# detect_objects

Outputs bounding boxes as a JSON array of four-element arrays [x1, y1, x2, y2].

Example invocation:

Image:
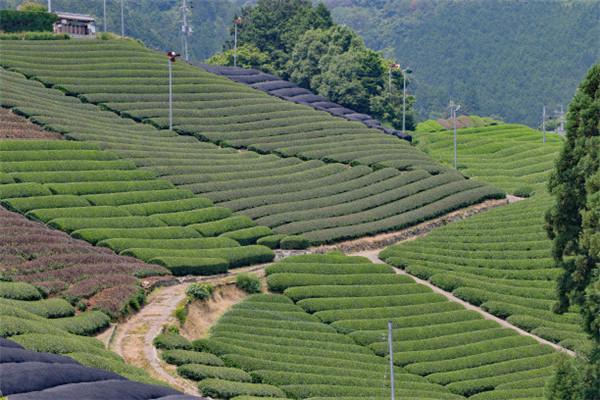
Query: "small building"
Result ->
[[53, 12, 96, 37]]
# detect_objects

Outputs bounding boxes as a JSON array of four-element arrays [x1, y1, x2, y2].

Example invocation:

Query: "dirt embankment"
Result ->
[[314, 198, 508, 253], [181, 284, 247, 341]]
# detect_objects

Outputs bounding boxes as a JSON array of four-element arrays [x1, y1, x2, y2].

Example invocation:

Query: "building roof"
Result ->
[[54, 12, 96, 22]]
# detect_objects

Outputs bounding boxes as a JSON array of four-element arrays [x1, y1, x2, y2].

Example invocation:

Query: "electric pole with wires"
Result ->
[[180, 0, 193, 61]]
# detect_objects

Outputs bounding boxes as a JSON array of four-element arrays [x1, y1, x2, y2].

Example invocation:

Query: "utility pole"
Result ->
[[167, 51, 181, 130], [388, 321, 395, 400], [401, 67, 412, 137], [542, 105, 546, 144], [449, 101, 461, 169], [103, 0, 107, 32], [180, 0, 192, 61], [559, 104, 564, 134], [233, 17, 242, 67], [120, 0, 125, 37], [47, 0, 51, 12]]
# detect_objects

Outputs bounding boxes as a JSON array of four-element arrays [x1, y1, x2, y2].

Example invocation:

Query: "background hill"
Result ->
[[325, 0, 600, 126], [2, 0, 597, 127]]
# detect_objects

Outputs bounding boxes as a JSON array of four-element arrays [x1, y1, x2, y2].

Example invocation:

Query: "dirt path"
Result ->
[[314, 198, 508, 253], [107, 264, 270, 395], [353, 249, 575, 356], [110, 283, 200, 395]]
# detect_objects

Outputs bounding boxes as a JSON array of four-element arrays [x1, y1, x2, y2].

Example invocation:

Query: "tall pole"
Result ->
[[181, 0, 190, 61], [234, 22, 238, 67], [559, 104, 564, 134], [388, 67, 392, 96], [388, 321, 395, 400], [120, 0, 125, 37], [103, 0, 107, 32], [542, 105, 546, 144], [402, 72, 407, 136], [169, 58, 173, 130], [449, 101, 460, 169], [47, 0, 51, 12]]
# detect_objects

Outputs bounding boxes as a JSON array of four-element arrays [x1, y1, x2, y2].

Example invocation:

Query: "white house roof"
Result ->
[[55, 12, 95, 22]]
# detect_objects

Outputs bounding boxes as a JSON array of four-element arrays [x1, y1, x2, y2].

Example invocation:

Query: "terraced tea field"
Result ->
[[0, 206, 171, 317], [380, 194, 588, 351], [0, 139, 275, 274], [0, 40, 441, 173], [167, 254, 558, 399], [0, 61, 503, 244], [0, 244, 158, 384], [413, 124, 563, 193]]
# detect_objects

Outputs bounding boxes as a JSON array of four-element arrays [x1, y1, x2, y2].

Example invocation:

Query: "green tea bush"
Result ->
[[48, 216, 166, 232], [152, 257, 228, 276], [236, 273, 261, 294], [177, 364, 251, 382], [72, 226, 200, 244], [280, 235, 310, 249], [154, 207, 232, 226], [221, 226, 273, 245], [121, 197, 213, 216], [190, 215, 256, 237], [198, 378, 285, 399], [2, 194, 90, 212], [27, 206, 131, 222], [98, 237, 239, 253], [256, 234, 286, 249], [0, 281, 42, 300], [153, 331, 192, 350], [0, 182, 51, 198], [161, 349, 224, 366], [0, 298, 74, 318], [186, 283, 214, 301], [52, 311, 111, 335], [84, 188, 194, 206]]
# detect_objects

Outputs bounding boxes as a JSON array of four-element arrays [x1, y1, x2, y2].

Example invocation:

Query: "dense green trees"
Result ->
[[327, 0, 600, 127], [546, 63, 599, 399], [210, 1, 415, 130]]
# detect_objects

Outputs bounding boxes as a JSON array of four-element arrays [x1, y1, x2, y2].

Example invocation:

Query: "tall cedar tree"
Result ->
[[546, 63, 599, 399]]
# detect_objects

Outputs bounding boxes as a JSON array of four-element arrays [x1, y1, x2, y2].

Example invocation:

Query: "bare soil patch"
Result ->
[[0, 108, 63, 139]]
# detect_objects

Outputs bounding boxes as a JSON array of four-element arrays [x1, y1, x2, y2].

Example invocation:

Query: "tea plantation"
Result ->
[[0, 52, 504, 244], [165, 254, 559, 399], [0, 138, 275, 274], [380, 194, 589, 352], [413, 124, 563, 194]]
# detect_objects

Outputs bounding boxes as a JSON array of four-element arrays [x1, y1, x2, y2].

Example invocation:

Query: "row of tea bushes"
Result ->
[[264, 254, 558, 398], [380, 194, 588, 351], [157, 295, 463, 400], [0, 42, 504, 243], [0, 139, 276, 274]]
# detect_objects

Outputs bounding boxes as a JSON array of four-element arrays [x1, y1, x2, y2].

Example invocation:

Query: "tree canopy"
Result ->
[[212, 0, 415, 130], [546, 63, 599, 399]]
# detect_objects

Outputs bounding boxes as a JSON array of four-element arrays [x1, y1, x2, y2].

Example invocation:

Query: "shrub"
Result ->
[[221, 226, 273, 245], [0, 10, 58, 33], [1, 194, 90, 213], [513, 186, 534, 197], [121, 197, 213, 216], [27, 206, 131, 222], [0, 298, 74, 318], [52, 311, 111, 335], [190, 215, 256, 237], [0, 281, 42, 300], [256, 234, 286, 249], [186, 283, 214, 301], [236, 273, 261, 294], [98, 237, 239, 253], [177, 364, 251, 382], [161, 349, 224, 367], [0, 182, 51, 199], [72, 226, 200, 244], [150, 257, 228, 276], [280, 235, 310, 250], [198, 378, 285, 399], [154, 207, 232, 226], [153, 332, 192, 350]]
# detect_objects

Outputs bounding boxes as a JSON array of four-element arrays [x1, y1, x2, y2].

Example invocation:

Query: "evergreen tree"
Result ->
[[546, 63, 600, 399]]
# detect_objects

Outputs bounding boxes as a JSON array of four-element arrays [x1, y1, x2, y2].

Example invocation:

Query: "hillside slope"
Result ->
[[327, 0, 600, 126], [413, 124, 563, 194], [0, 39, 504, 244]]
